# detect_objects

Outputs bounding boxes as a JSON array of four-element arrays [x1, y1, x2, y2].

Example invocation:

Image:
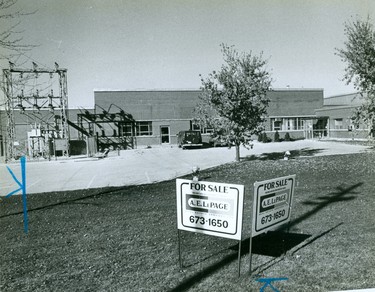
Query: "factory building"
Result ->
[[91, 88, 324, 147], [0, 88, 370, 162], [315, 93, 369, 139]]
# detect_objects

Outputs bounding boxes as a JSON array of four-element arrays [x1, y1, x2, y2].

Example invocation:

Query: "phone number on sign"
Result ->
[[189, 215, 229, 228], [261, 209, 286, 224]]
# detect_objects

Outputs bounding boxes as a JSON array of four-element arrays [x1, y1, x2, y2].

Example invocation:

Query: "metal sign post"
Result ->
[[178, 230, 183, 270], [249, 228, 253, 274], [237, 239, 242, 277]]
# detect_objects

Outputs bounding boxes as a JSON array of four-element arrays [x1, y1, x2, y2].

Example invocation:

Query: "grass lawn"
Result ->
[[1, 151, 375, 291]]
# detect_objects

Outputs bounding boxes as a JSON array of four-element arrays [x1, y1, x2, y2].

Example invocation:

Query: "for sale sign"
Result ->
[[252, 175, 296, 237], [176, 179, 244, 240]]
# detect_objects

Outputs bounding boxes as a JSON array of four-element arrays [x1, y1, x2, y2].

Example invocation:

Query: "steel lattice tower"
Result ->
[[3, 62, 69, 161]]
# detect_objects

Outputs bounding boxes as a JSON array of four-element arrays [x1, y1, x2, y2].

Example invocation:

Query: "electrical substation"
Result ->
[[2, 62, 69, 161], [1, 62, 137, 162]]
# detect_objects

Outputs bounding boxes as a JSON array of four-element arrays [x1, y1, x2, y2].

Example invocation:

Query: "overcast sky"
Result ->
[[4, 0, 375, 108]]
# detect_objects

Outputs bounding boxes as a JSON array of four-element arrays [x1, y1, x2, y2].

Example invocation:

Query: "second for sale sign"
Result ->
[[252, 175, 296, 237]]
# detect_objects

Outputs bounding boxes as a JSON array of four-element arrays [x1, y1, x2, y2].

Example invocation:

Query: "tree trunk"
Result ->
[[235, 145, 240, 162]]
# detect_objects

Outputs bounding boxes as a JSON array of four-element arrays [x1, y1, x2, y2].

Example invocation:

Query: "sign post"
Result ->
[[249, 175, 296, 273], [176, 179, 244, 275]]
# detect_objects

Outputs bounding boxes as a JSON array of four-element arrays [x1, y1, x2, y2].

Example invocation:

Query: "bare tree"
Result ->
[[0, 0, 36, 159], [0, 0, 35, 60]]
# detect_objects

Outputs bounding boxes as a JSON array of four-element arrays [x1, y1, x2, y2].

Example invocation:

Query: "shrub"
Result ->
[[284, 132, 291, 141], [274, 131, 280, 142], [263, 133, 271, 143]]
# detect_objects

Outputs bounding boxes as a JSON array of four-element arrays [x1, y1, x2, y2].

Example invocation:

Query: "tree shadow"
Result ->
[[170, 182, 363, 291], [242, 148, 324, 161]]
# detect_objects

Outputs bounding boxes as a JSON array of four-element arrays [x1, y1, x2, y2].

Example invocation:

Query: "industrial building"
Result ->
[[0, 77, 370, 163], [92, 88, 325, 147], [315, 93, 369, 139], [90, 89, 371, 145]]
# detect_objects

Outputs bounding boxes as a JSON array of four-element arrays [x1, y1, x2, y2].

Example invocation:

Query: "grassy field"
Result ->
[[1, 149, 375, 291]]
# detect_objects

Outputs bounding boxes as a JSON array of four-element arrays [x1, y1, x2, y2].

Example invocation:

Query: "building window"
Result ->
[[136, 121, 152, 136], [297, 119, 305, 130], [286, 118, 297, 130], [334, 119, 343, 129], [271, 118, 306, 131], [119, 123, 133, 136], [272, 119, 282, 131], [191, 121, 213, 134]]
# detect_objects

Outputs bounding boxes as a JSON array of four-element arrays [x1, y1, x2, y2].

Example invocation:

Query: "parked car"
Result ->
[[209, 135, 253, 148], [177, 130, 203, 149], [209, 136, 230, 147]]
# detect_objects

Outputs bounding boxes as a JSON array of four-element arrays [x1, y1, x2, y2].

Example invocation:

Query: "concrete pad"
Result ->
[[0, 140, 372, 195]]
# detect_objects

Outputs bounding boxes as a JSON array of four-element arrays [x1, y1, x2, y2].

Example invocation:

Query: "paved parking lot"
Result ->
[[0, 140, 371, 195]]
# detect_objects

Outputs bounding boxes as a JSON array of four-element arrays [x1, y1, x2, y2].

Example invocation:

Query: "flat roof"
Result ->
[[93, 88, 201, 92], [93, 87, 324, 92]]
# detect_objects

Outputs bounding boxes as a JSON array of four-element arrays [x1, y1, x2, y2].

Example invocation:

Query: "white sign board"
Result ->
[[252, 175, 296, 237], [176, 179, 244, 240]]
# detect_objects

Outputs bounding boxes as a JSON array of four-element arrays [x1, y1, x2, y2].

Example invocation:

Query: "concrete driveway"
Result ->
[[0, 140, 371, 195]]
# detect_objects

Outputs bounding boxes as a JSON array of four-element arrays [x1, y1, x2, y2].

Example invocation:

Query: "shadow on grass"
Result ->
[[289, 182, 362, 228], [180, 231, 310, 270], [170, 182, 363, 291], [253, 222, 343, 276], [229, 231, 311, 258], [173, 232, 310, 292], [1, 178, 178, 219], [0, 185, 133, 219], [242, 148, 324, 161], [172, 251, 239, 292]]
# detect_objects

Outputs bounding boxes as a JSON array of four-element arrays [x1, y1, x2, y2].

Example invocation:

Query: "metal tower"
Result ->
[[2, 62, 69, 161]]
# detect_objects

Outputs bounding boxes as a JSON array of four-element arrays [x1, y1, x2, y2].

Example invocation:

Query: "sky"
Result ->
[[3, 0, 375, 108]]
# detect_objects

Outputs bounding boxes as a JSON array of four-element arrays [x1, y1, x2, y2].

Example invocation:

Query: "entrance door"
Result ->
[[160, 126, 170, 144]]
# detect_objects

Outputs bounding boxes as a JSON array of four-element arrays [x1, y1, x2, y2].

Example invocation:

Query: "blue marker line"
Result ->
[[256, 277, 288, 292], [5, 165, 23, 197], [5, 156, 28, 234]]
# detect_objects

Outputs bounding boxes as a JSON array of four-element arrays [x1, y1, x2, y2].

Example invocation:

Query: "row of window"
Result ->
[[272, 118, 357, 131], [103, 121, 213, 137], [191, 122, 213, 134], [271, 118, 307, 131], [333, 118, 357, 130], [119, 122, 153, 136], [119, 121, 214, 136], [98, 118, 352, 137]]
